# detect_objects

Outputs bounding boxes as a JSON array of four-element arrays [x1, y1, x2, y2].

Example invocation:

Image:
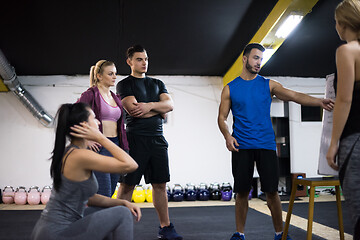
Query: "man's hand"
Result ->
[[321, 98, 335, 111], [129, 102, 152, 117], [225, 136, 239, 152]]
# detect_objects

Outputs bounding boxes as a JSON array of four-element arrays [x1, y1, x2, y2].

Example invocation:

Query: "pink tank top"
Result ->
[[100, 94, 121, 122]]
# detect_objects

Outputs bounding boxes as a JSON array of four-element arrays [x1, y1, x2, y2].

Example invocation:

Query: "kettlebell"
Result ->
[[2, 186, 15, 204], [41, 186, 52, 205], [172, 184, 184, 202], [184, 183, 196, 201], [209, 182, 222, 200], [27, 186, 41, 205], [221, 182, 233, 201], [14, 186, 27, 205], [248, 188, 253, 200], [196, 183, 210, 201], [132, 185, 145, 203], [112, 182, 120, 199], [166, 184, 172, 201], [145, 185, 153, 203]]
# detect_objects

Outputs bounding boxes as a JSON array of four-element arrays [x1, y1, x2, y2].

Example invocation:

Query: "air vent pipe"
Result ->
[[0, 49, 54, 127]]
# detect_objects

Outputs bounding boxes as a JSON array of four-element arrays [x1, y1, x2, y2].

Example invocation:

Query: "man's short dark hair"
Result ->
[[127, 44, 146, 59], [243, 43, 265, 56]]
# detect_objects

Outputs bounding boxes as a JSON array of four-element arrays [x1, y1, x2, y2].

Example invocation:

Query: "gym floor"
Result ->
[[0, 194, 352, 239]]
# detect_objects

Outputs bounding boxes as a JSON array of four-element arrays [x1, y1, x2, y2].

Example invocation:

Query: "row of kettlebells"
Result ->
[[111, 182, 235, 204], [112, 182, 233, 203], [167, 182, 233, 202], [1, 186, 52, 205], [111, 184, 153, 203]]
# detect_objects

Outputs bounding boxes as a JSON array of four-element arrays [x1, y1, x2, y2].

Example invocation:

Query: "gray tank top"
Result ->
[[41, 146, 98, 225]]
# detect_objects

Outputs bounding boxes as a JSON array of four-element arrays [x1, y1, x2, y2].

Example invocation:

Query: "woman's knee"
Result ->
[[112, 206, 133, 220]]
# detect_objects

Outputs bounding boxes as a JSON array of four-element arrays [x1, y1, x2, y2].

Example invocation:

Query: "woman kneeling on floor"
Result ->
[[31, 102, 141, 240]]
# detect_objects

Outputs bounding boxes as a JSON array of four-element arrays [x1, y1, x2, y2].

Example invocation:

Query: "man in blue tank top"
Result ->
[[217, 43, 334, 240]]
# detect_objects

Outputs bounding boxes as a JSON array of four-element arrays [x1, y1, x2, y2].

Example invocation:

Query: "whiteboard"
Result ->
[[318, 73, 338, 176]]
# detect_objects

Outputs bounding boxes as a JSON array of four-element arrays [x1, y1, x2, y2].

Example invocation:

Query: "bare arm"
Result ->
[[87, 194, 141, 221], [70, 122, 138, 174], [121, 93, 174, 118], [326, 44, 355, 170], [270, 80, 334, 111], [217, 85, 239, 152]]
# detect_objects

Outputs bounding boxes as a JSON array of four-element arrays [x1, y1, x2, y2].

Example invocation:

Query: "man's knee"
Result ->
[[120, 183, 135, 194], [235, 191, 250, 200], [265, 191, 278, 199], [152, 183, 166, 192]]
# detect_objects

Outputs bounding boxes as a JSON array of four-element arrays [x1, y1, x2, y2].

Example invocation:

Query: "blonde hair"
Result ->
[[335, 0, 360, 41], [89, 60, 115, 87]]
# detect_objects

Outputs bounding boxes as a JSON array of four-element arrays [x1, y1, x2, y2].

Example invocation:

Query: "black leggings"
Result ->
[[31, 206, 133, 240]]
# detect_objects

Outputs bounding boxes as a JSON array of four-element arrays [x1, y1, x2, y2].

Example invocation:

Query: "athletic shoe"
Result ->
[[158, 223, 183, 240], [230, 232, 245, 240], [274, 232, 292, 240]]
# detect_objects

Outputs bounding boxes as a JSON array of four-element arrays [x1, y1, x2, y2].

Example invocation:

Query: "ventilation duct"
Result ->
[[0, 49, 54, 127]]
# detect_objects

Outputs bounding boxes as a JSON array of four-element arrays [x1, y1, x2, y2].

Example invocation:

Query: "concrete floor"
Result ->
[[0, 194, 352, 239]]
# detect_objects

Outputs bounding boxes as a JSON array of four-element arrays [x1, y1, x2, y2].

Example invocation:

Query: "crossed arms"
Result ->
[[121, 93, 174, 118]]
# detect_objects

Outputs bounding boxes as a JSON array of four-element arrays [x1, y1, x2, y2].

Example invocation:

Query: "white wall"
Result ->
[[288, 102, 323, 177], [0, 75, 328, 191], [271, 76, 326, 178], [0, 75, 232, 191]]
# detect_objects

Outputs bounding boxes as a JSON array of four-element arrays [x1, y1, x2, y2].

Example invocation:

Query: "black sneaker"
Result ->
[[158, 223, 183, 240]]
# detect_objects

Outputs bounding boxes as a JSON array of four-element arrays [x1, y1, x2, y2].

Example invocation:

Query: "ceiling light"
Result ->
[[275, 14, 303, 39], [262, 48, 276, 66]]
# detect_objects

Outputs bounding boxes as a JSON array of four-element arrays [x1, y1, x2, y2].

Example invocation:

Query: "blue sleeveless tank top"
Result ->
[[228, 75, 276, 150], [41, 146, 98, 225]]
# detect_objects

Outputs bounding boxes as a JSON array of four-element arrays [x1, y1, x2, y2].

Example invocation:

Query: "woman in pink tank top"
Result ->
[[78, 60, 129, 198]]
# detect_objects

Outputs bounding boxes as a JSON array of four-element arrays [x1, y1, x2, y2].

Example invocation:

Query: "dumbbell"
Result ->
[[2, 186, 15, 204], [15, 186, 27, 205], [221, 182, 233, 201], [41, 186, 52, 205], [172, 184, 184, 202], [132, 185, 145, 203], [184, 183, 196, 201], [196, 183, 210, 201], [28, 186, 41, 205], [209, 182, 222, 200]]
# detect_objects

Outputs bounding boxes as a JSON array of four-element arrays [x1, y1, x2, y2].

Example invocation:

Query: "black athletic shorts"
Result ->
[[121, 133, 170, 185], [232, 149, 279, 193]]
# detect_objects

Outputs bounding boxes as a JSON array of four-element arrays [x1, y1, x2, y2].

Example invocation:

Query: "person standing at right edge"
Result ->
[[218, 43, 334, 240], [327, 1, 360, 239], [116, 45, 182, 240]]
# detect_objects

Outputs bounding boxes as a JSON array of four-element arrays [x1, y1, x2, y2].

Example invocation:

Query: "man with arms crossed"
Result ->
[[217, 43, 334, 240], [116, 45, 182, 240]]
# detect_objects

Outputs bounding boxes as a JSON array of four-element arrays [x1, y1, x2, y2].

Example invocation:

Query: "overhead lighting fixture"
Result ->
[[275, 14, 303, 39], [262, 48, 276, 66], [224, 0, 319, 85]]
